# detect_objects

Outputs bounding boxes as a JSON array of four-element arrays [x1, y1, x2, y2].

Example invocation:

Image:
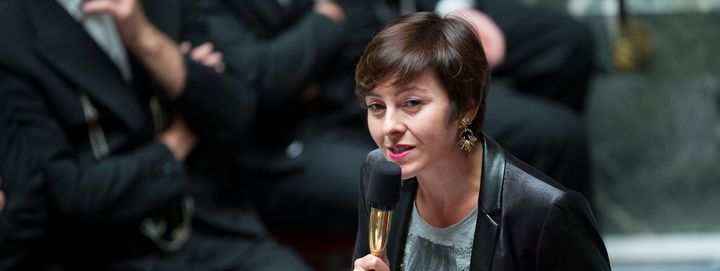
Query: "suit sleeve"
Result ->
[[173, 57, 257, 146], [535, 191, 611, 270], [199, 1, 345, 111], [167, 1, 257, 146], [0, 92, 48, 270], [0, 72, 188, 224]]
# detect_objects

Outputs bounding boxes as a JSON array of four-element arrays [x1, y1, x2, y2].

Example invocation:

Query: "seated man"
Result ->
[[0, 0, 309, 269]]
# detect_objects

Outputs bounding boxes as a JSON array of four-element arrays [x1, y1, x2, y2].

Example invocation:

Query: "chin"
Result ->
[[398, 165, 418, 180]]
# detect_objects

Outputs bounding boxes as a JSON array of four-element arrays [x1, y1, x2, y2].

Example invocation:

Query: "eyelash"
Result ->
[[367, 103, 385, 112], [366, 98, 423, 112], [405, 99, 422, 108]]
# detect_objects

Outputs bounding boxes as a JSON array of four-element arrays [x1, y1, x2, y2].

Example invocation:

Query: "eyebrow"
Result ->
[[366, 85, 428, 98]]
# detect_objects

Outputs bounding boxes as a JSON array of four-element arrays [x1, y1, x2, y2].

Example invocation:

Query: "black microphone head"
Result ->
[[367, 161, 402, 210]]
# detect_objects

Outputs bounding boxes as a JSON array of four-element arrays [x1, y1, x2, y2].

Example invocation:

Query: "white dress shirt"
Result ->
[[56, 0, 132, 82]]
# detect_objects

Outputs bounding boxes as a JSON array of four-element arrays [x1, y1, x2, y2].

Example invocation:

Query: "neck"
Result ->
[[415, 144, 483, 228]]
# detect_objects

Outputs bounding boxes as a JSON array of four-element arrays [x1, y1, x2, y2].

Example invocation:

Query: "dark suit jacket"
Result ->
[[353, 136, 610, 270], [0, 0, 261, 268], [200, 0, 345, 108], [0, 91, 48, 270], [199, 0, 374, 173]]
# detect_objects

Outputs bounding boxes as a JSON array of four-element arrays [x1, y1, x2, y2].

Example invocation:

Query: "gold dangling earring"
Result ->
[[457, 117, 477, 152]]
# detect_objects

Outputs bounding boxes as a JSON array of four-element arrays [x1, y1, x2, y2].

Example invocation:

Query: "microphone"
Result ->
[[367, 161, 401, 257]]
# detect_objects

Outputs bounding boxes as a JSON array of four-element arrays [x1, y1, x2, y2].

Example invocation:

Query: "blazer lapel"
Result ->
[[469, 135, 506, 271], [386, 179, 417, 271], [26, 0, 146, 136]]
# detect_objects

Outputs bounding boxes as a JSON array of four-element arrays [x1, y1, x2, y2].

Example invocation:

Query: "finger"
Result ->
[[179, 41, 191, 54], [202, 52, 225, 72], [214, 62, 226, 73], [354, 255, 390, 271], [190, 43, 214, 61], [212, 51, 224, 64], [201, 52, 223, 67], [353, 259, 367, 271]]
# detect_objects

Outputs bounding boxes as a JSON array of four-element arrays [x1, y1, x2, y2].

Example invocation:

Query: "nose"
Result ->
[[382, 108, 405, 138]]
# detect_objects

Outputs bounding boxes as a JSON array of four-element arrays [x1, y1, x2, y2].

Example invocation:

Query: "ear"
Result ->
[[462, 102, 479, 122]]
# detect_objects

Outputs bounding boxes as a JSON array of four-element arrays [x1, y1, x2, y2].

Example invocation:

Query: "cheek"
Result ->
[[420, 120, 456, 149], [367, 117, 384, 148]]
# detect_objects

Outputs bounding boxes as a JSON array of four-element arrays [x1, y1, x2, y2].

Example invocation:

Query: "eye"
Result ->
[[405, 99, 423, 109], [367, 103, 385, 112]]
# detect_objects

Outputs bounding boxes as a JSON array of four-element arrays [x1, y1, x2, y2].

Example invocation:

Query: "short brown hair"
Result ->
[[355, 12, 490, 134]]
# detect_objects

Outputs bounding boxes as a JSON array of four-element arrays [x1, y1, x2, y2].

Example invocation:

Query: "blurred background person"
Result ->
[[0, 0, 310, 269]]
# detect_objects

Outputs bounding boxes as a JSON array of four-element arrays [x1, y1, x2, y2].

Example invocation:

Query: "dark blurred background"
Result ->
[[526, 0, 720, 269]]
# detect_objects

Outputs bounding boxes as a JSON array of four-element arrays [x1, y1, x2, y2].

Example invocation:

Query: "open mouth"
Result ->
[[389, 145, 414, 154]]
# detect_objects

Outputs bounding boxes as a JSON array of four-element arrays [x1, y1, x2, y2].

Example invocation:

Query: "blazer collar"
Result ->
[[25, 0, 146, 136], [469, 135, 505, 271], [387, 134, 505, 271]]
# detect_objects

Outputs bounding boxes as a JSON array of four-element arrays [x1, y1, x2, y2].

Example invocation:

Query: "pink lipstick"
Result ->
[[388, 145, 414, 161]]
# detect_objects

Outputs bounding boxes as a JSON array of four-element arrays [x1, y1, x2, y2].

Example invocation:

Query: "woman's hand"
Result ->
[[353, 253, 390, 271]]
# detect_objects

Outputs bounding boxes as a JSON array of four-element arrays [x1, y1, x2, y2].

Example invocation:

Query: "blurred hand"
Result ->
[[158, 115, 197, 161], [451, 9, 506, 68], [180, 42, 226, 73], [353, 253, 390, 271], [314, 0, 345, 23], [83, 0, 152, 49]]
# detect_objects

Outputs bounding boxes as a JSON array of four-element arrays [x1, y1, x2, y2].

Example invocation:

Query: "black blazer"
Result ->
[[0, 91, 48, 270], [0, 0, 261, 267], [353, 136, 611, 270]]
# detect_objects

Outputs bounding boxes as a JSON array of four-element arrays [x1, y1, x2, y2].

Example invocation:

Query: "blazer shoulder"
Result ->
[[504, 154, 570, 200], [500, 155, 574, 223]]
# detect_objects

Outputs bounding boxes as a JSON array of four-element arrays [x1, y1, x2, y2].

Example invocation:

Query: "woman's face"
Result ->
[[365, 71, 460, 180]]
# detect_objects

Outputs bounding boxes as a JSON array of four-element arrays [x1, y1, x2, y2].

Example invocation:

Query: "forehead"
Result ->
[[368, 71, 445, 97]]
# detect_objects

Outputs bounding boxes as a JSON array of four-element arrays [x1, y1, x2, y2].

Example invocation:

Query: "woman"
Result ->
[[352, 12, 610, 271]]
